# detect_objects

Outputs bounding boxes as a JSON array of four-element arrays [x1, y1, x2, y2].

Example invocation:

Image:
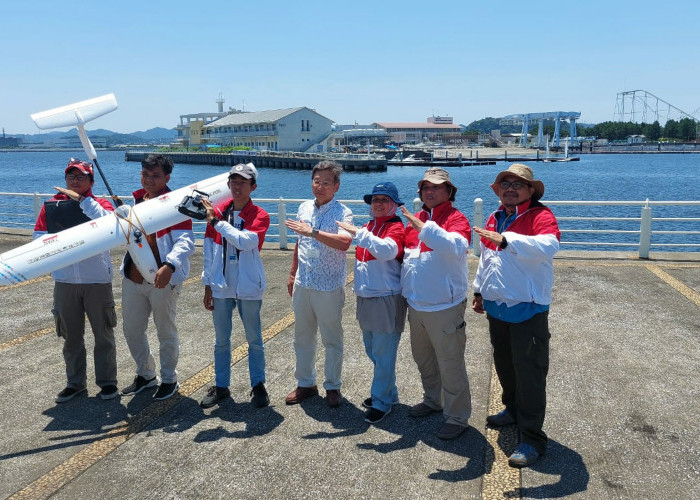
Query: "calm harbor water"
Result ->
[[1, 150, 698, 250]]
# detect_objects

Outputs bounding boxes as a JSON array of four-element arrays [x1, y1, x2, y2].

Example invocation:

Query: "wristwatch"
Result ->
[[209, 217, 220, 228], [311, 228, 319, 239], [164, 262, 176, 272]]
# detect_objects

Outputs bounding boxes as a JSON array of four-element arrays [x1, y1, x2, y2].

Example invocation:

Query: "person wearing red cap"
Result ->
[[33, 158, 119, 403]]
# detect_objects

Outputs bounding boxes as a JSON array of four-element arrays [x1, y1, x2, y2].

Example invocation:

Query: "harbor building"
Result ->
[[373, 120, 462, 145], [202, 107, 333, 152], [175, 93, 245, 147]]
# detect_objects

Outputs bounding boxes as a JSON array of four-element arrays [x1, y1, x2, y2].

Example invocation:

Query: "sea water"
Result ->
[[0, 150, 698, 250]]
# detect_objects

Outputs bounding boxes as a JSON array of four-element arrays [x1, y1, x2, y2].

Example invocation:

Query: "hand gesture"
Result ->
[[336, 220, 359, 235], [400, 205, 424, 231]]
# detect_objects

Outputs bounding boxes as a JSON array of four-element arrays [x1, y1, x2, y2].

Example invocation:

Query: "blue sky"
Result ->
[[2, 0, 698, 134]]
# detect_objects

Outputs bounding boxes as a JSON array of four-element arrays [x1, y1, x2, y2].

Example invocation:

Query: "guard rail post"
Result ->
[[639, 199, 652, 259], [413, 197, 421, 212], [278, 198, 288, 249], [473, 198, 484, 257], [33, 193, 43, 219]]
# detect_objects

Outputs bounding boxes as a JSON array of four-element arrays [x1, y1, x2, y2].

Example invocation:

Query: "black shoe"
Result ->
[[153, 382, 179, 401], [98, 385, 120, 400], [250, 382, 269, 408], [363, 397, 400, 409], [486, 409, 517, 427], [200, 386, 230, 408], [364, 407, 391, 424], [55, 386, 87, 403], [121, 375, 159, 395]]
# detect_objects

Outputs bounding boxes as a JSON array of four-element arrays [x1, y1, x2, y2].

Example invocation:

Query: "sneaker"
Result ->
[[98, 385, 120, 400], [508, 443, 540, 468], [436, 422, 469, 440], [408, 402, 441, 418], [55, 386, 87, 403], [121, 375, 159, 395], [250, 382, 269, 408], [200, 386, 231, 408], [153, 382, 179, 401], [362, 397, 400, 409], [486, 409, 517, 427], [364, 406, 391, 424]]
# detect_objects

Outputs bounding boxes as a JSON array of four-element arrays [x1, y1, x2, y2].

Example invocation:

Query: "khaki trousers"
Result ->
[[52, 282, 117, 389], [408, 300, 472, 426]]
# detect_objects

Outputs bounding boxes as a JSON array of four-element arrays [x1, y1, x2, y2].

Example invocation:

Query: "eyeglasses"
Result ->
[[500, 181, 529, 190], [65, 174, 89, 182], [312, 179, 335, 188]]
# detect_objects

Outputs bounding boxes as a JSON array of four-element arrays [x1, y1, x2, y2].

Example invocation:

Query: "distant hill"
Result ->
[[16, 127, 177, 145], [131, 127, 177, 141]]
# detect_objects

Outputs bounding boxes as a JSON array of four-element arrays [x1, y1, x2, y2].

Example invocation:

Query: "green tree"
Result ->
[[678, 118, 697, 141], [663, 119, 679, 139]]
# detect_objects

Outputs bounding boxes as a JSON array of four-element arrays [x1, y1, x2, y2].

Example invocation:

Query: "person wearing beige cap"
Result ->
[[472, 163, 560, 468], [400, 167, 473, 440]]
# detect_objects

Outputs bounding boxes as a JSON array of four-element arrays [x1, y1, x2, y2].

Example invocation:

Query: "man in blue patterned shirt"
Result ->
[[284, 161, 353, 408]]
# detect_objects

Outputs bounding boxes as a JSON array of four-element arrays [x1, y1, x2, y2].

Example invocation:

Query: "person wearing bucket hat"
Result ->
[[34, 158, 119, 403], [399, 168, 473, 440], [284, 161, 354, 408], [199, 163, 271, 409], [472, 163, 560, 468], [337, 182, 406, 424]]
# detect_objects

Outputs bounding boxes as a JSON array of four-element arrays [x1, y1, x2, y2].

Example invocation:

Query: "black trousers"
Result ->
[[488, 311, 550, 454]]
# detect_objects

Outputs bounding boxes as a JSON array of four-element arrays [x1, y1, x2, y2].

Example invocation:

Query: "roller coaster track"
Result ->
[[614, 90, 698, 124]]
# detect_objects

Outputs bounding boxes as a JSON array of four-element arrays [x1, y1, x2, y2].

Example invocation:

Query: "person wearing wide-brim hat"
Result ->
[[338, 182, 407, 424], [399, 167, 473, 441], [472, 163, 561, 468]]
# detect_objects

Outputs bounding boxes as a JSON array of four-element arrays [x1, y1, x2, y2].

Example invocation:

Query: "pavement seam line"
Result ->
[[9, 309, 297, 500], [8, 272, 352, 498], [481, 364, 521, 499], [0, 275, 51, 292], [0, 276, 201, 354], [644, 264, 700, 308]]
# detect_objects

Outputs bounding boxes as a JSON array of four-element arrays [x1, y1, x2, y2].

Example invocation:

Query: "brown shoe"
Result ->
[[285, 386, 318, 405], [326, 389, 342, 408]]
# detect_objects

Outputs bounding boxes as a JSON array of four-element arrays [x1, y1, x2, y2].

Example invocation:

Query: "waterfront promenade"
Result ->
[[0, 229, 698, 499]]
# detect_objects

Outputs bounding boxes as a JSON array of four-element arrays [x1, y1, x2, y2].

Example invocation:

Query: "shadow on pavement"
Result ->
[[356, 405, 493, 482], [508, 439, 590, 499]]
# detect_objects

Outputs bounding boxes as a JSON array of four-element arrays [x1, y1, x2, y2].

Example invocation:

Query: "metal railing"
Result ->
[[2, 192, 699, 258], [471, 198, 700, 258]]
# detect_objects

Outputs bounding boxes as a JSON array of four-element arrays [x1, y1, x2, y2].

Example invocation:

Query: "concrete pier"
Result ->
[[0, 229, 698, 499], [125, 151, 388, 172]]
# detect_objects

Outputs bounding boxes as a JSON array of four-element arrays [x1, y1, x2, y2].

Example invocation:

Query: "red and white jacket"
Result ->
[[401, 201, 471, 312], [473, 199, 560, 306], [33, 191, 114, 284], [202, 199, 270, 300], [353, 215, 405, 298], [92, 187, 195, 285]]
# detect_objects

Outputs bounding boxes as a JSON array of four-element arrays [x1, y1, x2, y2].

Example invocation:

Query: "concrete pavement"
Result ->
[[0, 230, 698, 499]]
